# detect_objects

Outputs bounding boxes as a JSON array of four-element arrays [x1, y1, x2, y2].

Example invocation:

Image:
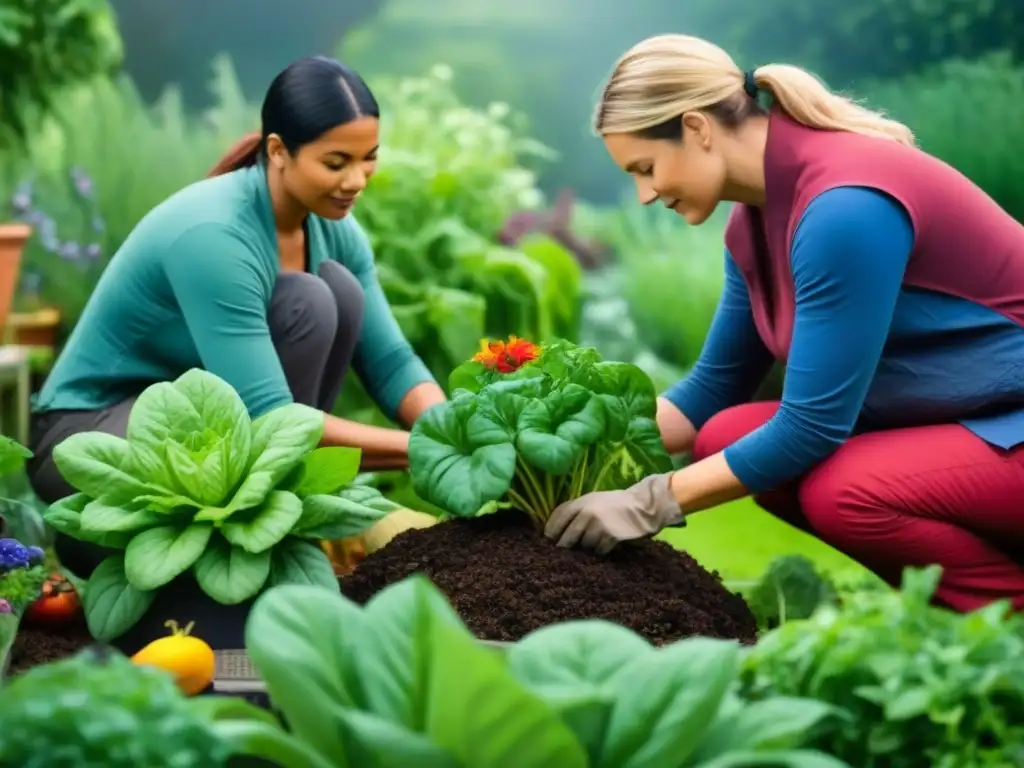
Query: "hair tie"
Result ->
[[742, 70, 758, 99]]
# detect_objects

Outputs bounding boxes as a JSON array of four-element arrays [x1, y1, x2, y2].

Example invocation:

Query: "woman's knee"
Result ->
[[269, 271, 341, 349], [692, 401, 780, 461], [316, 261, 365, 334], [797, 456, 892, 550]]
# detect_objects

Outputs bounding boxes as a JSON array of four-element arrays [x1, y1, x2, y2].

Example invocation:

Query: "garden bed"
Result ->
[[341, 508, 759, 644], [5, 509, 758, 683]]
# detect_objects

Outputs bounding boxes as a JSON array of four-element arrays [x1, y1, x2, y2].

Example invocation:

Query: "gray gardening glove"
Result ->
[[543, 472, 685, 555]]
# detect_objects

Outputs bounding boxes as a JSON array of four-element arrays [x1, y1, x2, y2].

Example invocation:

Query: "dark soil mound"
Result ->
[[7, 619, 93, 677], [341, 509, 757, 645]]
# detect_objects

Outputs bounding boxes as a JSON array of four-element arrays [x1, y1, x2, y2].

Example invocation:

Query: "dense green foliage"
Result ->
[[703, 0, 1023, 86], [0, 0, 122, 146], [243, 574, 845, 767], [743, 566, 1024, 767]]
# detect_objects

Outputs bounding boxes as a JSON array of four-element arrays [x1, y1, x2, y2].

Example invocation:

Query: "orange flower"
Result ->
[[472, 335, 539, 373]]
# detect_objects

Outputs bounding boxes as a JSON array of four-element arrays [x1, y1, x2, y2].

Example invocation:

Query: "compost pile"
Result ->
[[341, 509, 758, 644]]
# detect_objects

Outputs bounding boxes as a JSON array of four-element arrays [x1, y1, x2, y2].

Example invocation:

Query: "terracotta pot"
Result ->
[[7, 307, 60, 347], [0, 225, 30, 341]]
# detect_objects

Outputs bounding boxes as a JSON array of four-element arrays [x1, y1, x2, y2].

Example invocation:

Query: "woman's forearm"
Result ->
[[395, 381, 446, 428], [321, 413, 409, 457], [319, 381, 445, 471], [668, 452, 750, 515], [656, 397, 699, 454]]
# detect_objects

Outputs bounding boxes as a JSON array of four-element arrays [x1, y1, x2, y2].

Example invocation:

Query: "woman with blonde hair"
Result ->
[[546, 34, 1024, 613]]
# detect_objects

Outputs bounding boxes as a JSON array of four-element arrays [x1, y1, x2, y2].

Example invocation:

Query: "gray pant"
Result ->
[[26, 262, 363, 595]]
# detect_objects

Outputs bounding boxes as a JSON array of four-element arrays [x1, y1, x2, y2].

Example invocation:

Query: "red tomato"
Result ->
[[24, 576, 81, 625]]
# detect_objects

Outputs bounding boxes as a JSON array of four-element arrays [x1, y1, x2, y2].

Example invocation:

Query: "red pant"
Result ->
[[693, 401, 1024, 612]]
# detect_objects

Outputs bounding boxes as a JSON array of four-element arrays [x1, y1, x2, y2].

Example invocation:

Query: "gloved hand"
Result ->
[[543, 472, 685, 555]]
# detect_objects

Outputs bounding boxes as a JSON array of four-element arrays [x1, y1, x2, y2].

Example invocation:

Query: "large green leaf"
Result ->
[[79, 498, 165, 534], [516, 384, 606, 474], [266, 537, 341, 591], [357, 576, 588, 767], [124, 524, 213, 590], [52, 432, 157, 505], [246, 584, 367, 765], [408, 393, 517, 516], [291, 493, 390, 540], [43, 493, 132, 549], [288, 446, 363, 497], [507, 621, 653, 761], [219, 403, 324, 516], [599, 638, 741, 768], [221, 490, 304, 554], [82, 555, 157, 641], [193, 534, 271, 604]]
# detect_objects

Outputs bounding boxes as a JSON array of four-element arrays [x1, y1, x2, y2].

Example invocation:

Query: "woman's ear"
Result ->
[[265, 134, 287, 169], [681, 112, 714, 151]]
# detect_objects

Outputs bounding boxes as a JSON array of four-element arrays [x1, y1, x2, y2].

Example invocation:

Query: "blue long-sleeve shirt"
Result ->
[[665, 186, 1024, 493]]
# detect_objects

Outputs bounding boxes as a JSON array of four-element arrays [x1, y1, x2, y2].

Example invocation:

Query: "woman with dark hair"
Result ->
[[25, 56, 446, 649]]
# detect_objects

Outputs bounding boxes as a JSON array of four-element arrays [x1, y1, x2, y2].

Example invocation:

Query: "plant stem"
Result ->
[[571, 451, 590, 498], [507, 487, 535, 514], [517, 460, 552, 513]]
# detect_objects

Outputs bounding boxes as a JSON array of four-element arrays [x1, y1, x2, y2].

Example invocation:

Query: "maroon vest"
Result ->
[[724, 111, 1024, 360]]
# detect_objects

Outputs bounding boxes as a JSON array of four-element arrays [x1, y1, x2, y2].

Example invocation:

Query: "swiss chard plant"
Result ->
[[42, 368, 394, 641], [245, 573, 848, 767], [408, 337, 674, 524]]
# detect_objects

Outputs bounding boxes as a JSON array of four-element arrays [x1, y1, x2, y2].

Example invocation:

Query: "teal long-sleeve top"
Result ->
[[34, 164, 435, 420]]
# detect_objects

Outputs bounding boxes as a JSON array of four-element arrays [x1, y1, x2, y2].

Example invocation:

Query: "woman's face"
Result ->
[[268, 116, 380, 220], [602, 112, 727, 225]]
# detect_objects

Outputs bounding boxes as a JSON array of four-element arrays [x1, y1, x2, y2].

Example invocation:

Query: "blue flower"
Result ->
[[26, 546, 45, 565], [0, 538, 29, 570]]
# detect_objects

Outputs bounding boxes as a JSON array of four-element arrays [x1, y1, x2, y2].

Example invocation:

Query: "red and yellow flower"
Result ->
[[472, 335, 540, 373]]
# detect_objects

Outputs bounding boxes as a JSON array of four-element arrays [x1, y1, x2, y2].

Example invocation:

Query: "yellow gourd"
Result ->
[[131, 619, 216, 696], [361, 509, 438, 553], [321, 508, 439, 575]]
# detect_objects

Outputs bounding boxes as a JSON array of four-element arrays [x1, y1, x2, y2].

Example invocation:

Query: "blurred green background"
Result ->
[[2, 0, 1021, 582]]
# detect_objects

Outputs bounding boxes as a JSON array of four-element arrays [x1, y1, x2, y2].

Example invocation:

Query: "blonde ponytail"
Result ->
[[595, 34, 915, 147], [750, 64, 914, 146]]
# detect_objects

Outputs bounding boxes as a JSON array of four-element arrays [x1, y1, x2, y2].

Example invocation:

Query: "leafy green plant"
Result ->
[[408, 339, 674, 524], [741, 566, 1024, 767], [0, 644, 322, 766], [1, 57, 254, 332], [41, 368, 394, 641], [351, 66, 583, 384], [746, 555, 839, 630], [0, 0, 123, 146], [866, 53, 1024, 225], [246, 573, 848, 767]]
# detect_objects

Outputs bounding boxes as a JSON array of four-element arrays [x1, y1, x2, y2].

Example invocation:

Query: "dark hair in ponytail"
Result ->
[[206, 55, 379, 179]]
